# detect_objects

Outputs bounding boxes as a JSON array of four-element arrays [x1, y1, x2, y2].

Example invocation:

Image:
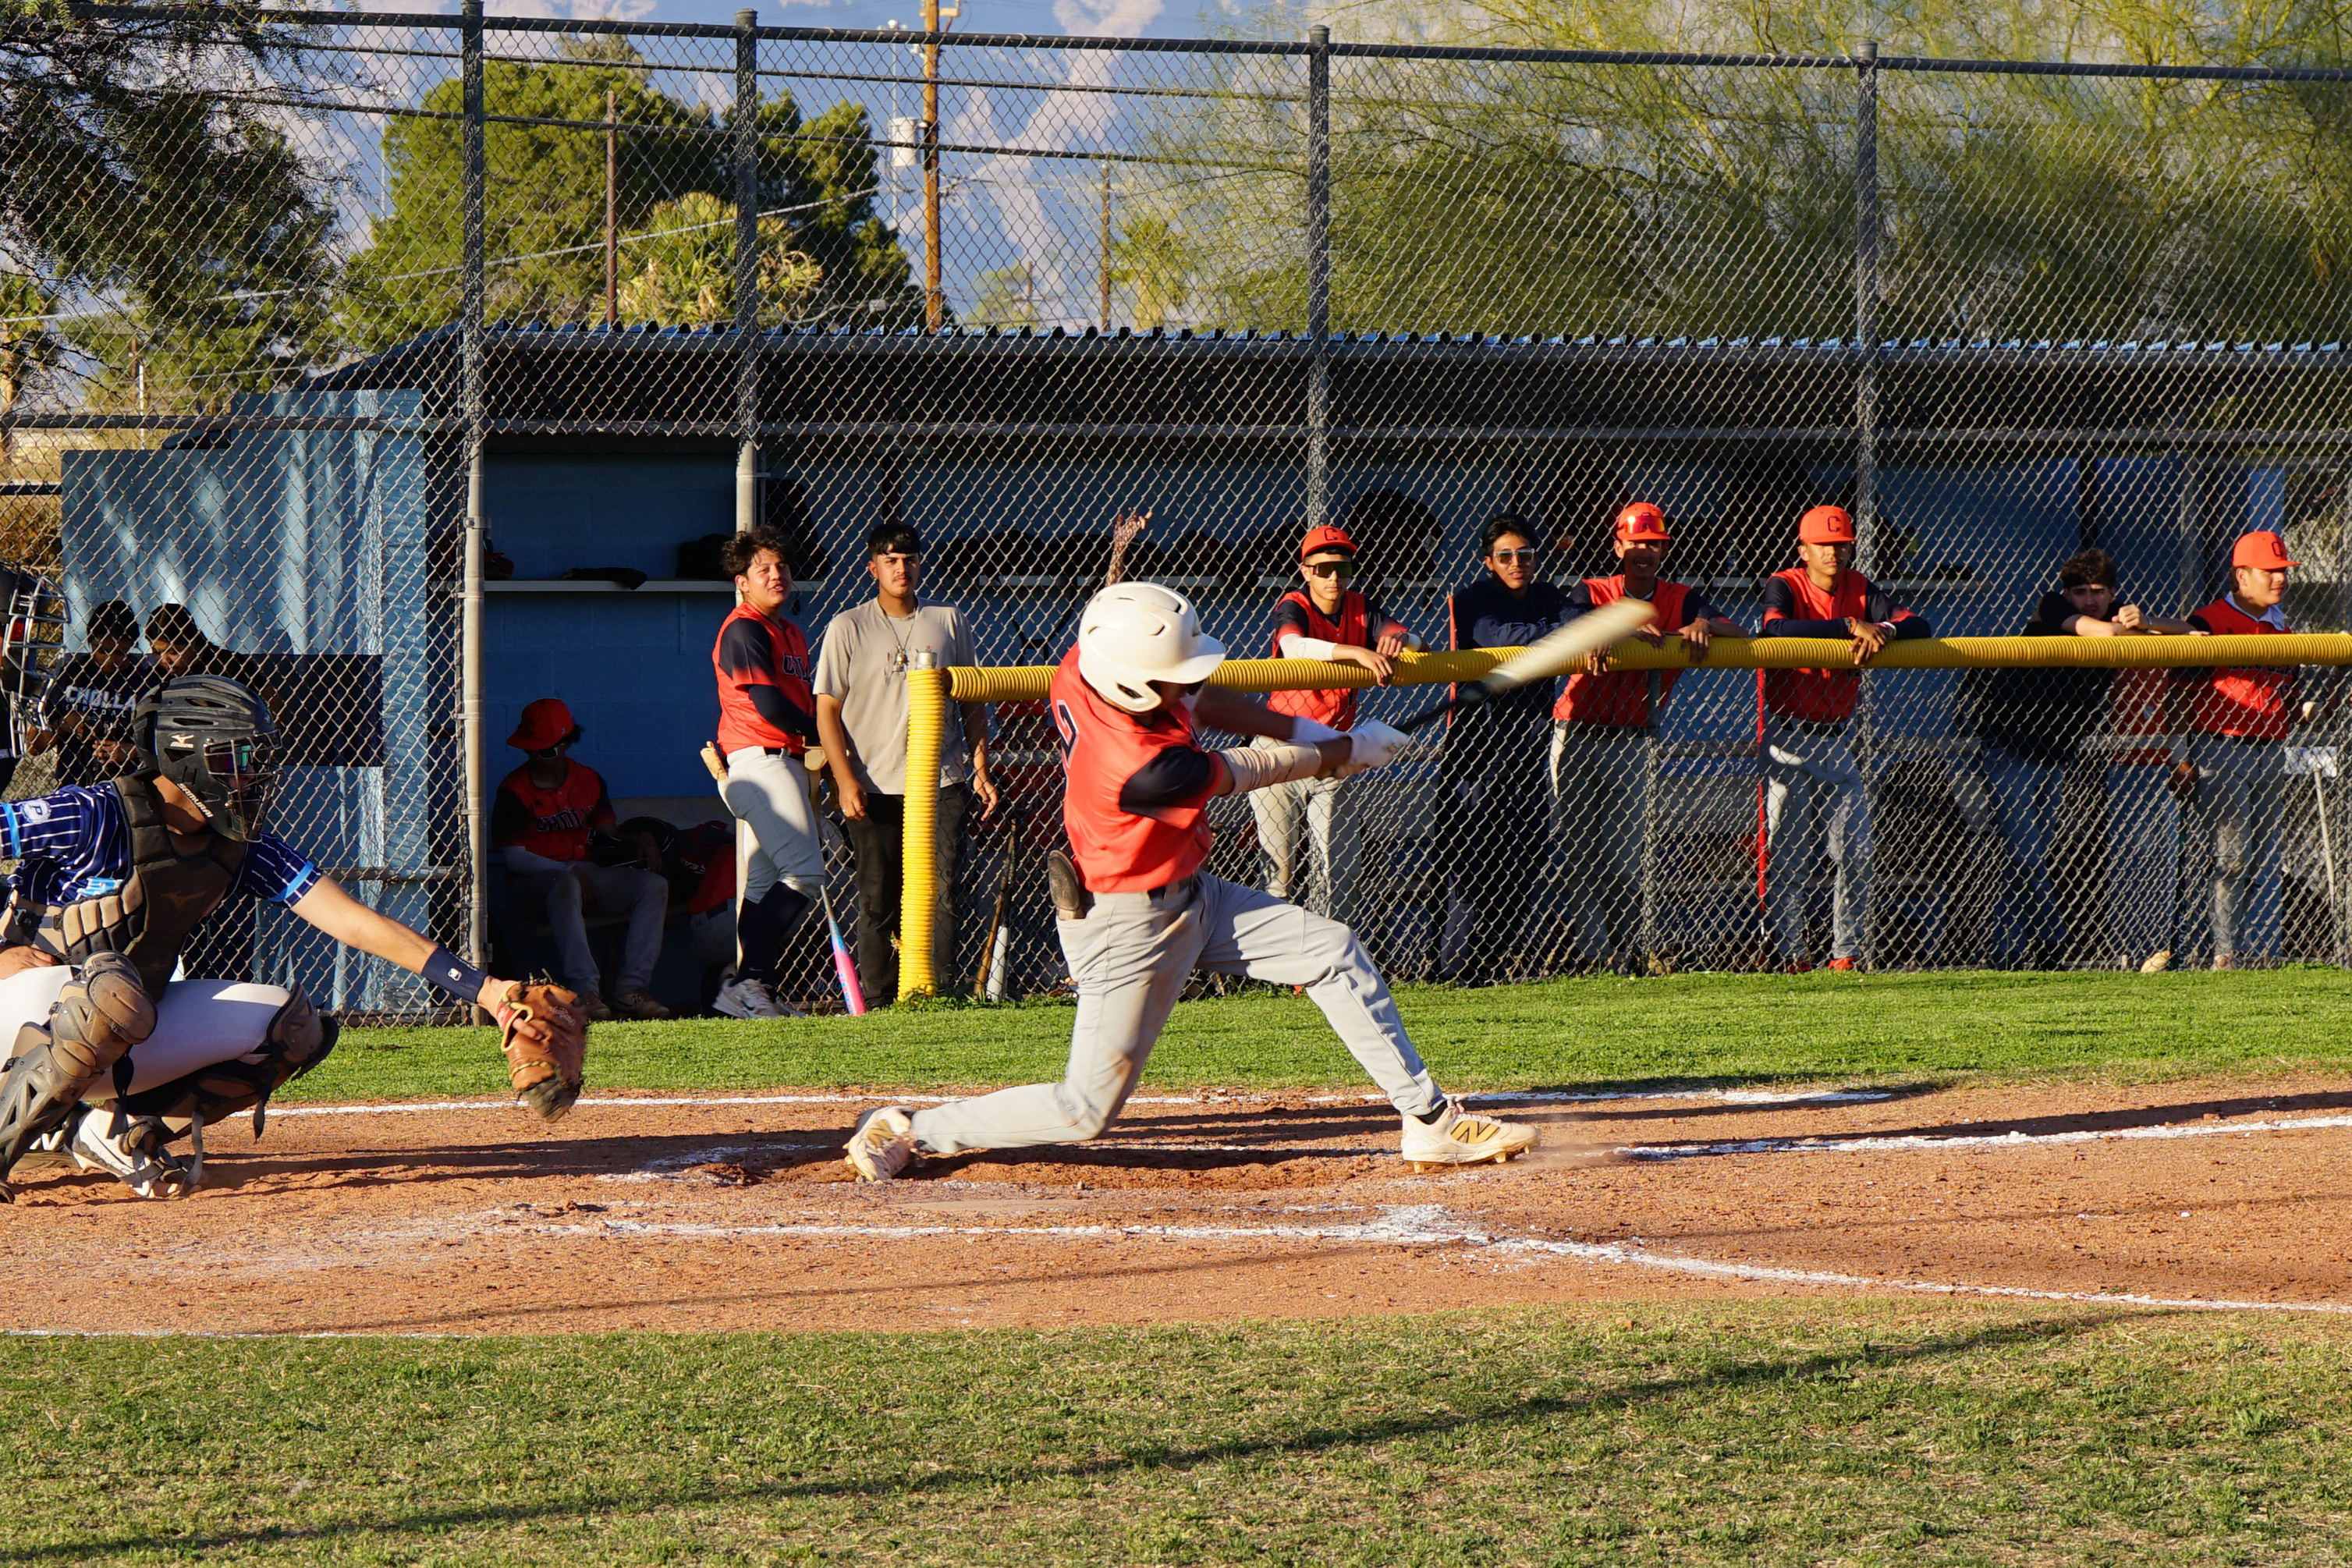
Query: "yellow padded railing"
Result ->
[[893, 633, 2352, 999]]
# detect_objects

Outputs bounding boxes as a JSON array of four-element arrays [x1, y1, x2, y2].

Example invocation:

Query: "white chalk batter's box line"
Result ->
[[265, 1086, 1896, 1119], [453, 1201, 2352, 1319]]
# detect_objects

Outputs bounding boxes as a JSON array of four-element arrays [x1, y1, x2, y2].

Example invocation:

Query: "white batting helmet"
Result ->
[[1075, 581, 1226, 714]]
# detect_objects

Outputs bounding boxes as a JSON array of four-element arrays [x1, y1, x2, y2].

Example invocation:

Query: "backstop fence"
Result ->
[[11, 5, 2352, 1013]]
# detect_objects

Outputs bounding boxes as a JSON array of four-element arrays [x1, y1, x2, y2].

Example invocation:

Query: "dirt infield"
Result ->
[[5, 1076, 2352, 1335]]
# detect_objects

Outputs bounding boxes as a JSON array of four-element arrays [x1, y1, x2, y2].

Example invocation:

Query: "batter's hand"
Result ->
[[1342, 721, 1408, 774]]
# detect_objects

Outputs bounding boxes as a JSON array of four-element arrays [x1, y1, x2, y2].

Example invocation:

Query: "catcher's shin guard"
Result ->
[[119, 988, 338, 1141], [0, 953, 156, 1200]]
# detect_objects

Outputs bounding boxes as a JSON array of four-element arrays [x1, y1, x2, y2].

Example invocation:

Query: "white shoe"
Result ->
[[844, 1105, 918, 1182], [68, 1109, 197, 1199], [713, 978, 785, 1019], [1399, 1101, 1538, 1172]]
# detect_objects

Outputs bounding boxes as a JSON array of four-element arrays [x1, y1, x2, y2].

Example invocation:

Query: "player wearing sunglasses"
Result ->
[[0, 675, 558, 1201]]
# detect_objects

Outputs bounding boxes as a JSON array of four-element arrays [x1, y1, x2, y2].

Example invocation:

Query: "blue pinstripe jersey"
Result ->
[[0, 785, 320, 909]]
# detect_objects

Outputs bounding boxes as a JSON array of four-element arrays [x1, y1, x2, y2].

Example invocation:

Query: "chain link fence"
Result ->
[[8, 6, 2352, 1014]]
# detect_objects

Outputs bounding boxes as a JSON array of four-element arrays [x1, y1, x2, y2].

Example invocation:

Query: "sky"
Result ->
[[468, 0, 1247, 41]]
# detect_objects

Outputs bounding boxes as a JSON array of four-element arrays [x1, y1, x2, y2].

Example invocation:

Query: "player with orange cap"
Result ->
[[2162, 529, 2308, 968], [1251, 523, 1421, 927], [1754, 503, 1929, 971], [1550, 502, 1746, 970]]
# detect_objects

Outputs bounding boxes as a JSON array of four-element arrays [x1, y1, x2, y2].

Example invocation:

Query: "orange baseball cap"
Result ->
[[2232, 530, 2299, 570], [1299, 524, 1358, 560], [508, 697, 581, 751], [1798, 504, 1856, 545], [1614, 502, 1671, 542]]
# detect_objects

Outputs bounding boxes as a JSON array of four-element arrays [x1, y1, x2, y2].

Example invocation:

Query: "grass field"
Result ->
[[23, 969, 2352, 1565], [304, 967, 2352, 1102], [7, 1304, 2350, 1565]]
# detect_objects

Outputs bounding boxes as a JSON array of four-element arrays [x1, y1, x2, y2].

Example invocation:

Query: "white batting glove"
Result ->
[[1343, 720, 1409, 773], [1288, 718, 1343, 744]]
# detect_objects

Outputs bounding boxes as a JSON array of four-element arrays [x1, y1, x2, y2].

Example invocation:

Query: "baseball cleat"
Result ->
[[66, 1108, 197, 1200], [844, 1105, 918, 1182], [713, 977, 789, 1020], [612, 988, 674, 1021], [1399, 1102, 1538, 1172]]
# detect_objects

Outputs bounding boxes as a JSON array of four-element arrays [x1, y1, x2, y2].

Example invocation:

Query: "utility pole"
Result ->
[[921, 0, 953, 328], [1098, 161, 1112, 330], [604, 88, 619, 327]]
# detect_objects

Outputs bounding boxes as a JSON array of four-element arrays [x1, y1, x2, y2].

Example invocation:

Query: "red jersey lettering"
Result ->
[[713, 603, 814, 755], [1051, 647, 1223, 893], [492, 760, 614, 863], [2177, 597, 2297, 741], [1554, 578, 1694, 726], [1267, 589, 1373, 730]]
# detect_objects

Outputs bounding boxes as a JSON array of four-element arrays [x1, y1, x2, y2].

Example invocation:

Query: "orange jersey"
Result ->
[[491, 759, 615, 863], [712, 603, 814, 755], [1553, 577, 1697, 726], [1267, 588, 1374, 730], [1760, 567, 1919, 725], [1048, 647, 1225, 893], [2176, 597, 2297, 741]]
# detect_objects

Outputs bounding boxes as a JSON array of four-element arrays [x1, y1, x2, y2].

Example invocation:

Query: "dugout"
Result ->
[[56, 322, 2352, 1007]]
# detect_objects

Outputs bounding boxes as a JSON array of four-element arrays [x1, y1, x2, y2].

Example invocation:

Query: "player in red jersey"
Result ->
[[1551, 502, 1746, 970], [1755, 504, 1929, 970], [2165, 529, 2305, 967], [1252, 522, 1418, 927], [843, 582, 1538, 1180], [710, 527, 824, 1019]]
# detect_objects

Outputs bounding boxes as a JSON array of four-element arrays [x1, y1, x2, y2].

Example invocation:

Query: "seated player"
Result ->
[[0, 675, 583, 1201], [842, 582, 1538, 1181]]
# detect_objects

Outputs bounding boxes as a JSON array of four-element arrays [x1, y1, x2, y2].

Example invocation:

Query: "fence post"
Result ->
[[1304, 24, 1332, 532], [1641, 669, 1662, 968], [1851, 37, 1880, 970], [897, 663, 950, 999], [459, 0, 489, 977]]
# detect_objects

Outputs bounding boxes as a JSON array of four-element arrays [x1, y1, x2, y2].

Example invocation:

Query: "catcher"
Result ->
[[0, 674, 586, 1201]]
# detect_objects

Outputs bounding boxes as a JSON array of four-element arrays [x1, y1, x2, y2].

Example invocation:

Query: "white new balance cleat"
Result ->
[[1399, 1101, 1538, 1172], [67, 1109, 197, 1199], [713, 978, 786, 1019], [844, 1105, 919, 1182]]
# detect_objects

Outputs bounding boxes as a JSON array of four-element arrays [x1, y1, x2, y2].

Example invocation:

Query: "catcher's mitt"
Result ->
[[494, 981, 587, 1123]]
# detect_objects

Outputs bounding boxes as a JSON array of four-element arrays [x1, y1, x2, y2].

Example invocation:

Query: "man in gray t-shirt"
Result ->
[[814, 523, 999, 997]]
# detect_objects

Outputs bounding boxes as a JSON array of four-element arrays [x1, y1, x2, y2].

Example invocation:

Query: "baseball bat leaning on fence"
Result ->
[[1392, 598, 1659, 733], [970, 806, 1023, 1000], [819, 884, 867, 1014]]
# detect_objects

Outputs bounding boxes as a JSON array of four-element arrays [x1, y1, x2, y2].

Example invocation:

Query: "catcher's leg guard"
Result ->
[[0, 953, 157, 1200], [119, 987, 338, 1142]]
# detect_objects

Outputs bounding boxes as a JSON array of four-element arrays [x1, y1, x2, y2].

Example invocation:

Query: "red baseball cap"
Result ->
[[1299, 524, 1357, 560], [508, 697, 581, 752], [1614, 502, 1671, 542], [2232, 530, 2299, 570], [1798, 505, 1856, 545]]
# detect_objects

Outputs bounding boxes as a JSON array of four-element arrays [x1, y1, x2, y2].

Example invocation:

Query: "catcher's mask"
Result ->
[[133, 674, 280, 841], [0, 566, 65, 733]]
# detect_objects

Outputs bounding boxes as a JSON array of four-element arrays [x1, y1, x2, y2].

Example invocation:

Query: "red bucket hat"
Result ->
[[508, 697, 582, 752]]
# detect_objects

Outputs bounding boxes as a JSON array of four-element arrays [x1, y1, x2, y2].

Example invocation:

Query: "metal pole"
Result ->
[[460, 0, 488, 974], [1641, 669, 1662, 969], [734, 9, 763, 960], [1098, 161, 1113, 331], [922, 0, 944, 330], [1851, 37, 1878, 970], [604, 88, 619, 328], [1305, 24, 1332, 532]]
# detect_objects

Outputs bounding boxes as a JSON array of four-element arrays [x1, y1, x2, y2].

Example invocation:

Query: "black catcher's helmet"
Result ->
[[133, 675, 278, 840]]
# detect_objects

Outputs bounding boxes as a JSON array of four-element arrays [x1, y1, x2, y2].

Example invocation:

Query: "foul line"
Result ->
[[1634, 1112, 2352, 1160]]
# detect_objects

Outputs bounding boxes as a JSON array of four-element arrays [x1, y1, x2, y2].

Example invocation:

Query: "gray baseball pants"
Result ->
[[1764, 722, 1871, 963], [910, 871, 1445, 1155], [2191, 735, 2286, 962]]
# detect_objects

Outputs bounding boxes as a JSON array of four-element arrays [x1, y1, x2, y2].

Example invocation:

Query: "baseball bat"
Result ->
[[819, 883, 867, 1014], [1393, 598, 1661, 734]]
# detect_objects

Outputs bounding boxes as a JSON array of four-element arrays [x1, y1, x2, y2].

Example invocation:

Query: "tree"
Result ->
[[343, 42, 922, 347], [1111, 216, 1195, 330], [970, 263, 1041, 328], [1, 2, 337, 412], [615, 192, 824, 327]]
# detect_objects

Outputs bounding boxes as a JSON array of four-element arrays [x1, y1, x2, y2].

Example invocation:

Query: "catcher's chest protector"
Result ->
[[26, 774, 247, 993]]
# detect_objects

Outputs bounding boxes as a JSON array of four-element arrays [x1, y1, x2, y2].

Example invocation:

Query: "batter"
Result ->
[[844, 581, 1537, 1180]]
